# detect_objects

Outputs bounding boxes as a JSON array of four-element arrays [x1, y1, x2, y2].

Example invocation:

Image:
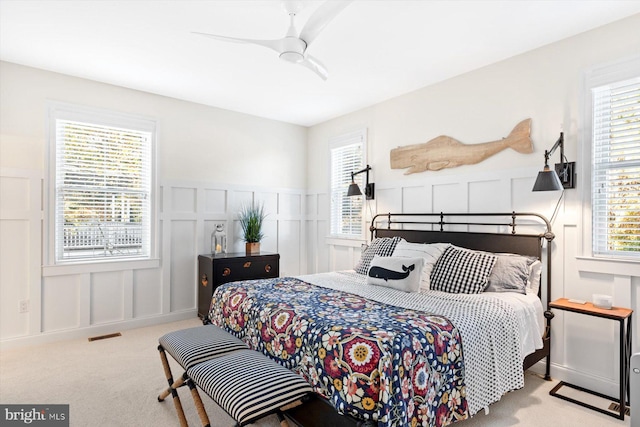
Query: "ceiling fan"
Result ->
[[193, 1, 352, 80]]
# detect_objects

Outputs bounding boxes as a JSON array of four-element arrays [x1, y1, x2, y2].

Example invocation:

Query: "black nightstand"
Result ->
[[549, 298, 633, 420], [197, 252, 280, 319]]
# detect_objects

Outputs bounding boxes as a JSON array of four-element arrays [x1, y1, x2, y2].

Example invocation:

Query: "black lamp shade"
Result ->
[[347, 182, 363, 196], [532, 166, 563, 191]]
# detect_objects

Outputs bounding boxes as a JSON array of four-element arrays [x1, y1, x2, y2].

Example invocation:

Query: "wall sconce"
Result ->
[[347, 165, 375, 200], [532, 132, 576, 191]]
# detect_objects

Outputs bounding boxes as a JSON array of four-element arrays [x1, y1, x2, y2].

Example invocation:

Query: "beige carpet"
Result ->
[[0, 318, 630, 427]]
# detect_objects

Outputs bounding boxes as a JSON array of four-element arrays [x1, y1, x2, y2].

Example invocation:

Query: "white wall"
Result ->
[[306, 14, 640, 399], [0, 61, 307, 347]]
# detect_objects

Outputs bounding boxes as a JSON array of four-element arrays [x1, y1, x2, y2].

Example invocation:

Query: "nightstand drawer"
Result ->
[[213, 257, 278, 284]]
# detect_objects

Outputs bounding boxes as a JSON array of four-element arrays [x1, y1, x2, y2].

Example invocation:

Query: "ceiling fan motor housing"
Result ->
[[279, 37, 306, 63]]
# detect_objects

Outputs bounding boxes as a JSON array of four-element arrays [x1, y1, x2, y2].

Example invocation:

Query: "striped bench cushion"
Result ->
[[159, 325, 248, 369], [187, 350, 313, 426]]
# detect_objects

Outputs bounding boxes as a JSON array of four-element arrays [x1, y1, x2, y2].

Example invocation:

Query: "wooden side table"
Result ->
[[549, 297, 633, 420]]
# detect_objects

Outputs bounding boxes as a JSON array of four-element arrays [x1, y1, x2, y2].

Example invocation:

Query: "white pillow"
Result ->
[[392, 241, 450, 291], [527, 260, 543, 295], [366, 255, 424, 293]]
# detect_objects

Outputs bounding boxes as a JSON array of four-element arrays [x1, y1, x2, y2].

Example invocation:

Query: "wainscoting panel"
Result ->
[[331, 244, 357, 272], [0, 169, 42, 340], [0, 220, 30, 338], [257, 192, 279, 217], [280, 193, 302, 217], [317, 194, 329, 216], [306, 220, 317, 274], [305, 194, 316, 216], [259, 219, 279, 254], [171, 187, 197, 213], [433, 183, 466, 213], [279, 220, 301, 276], [375, 188, 401, 218], [232, 190, 254, 213], [90, 271, 124, 325], [170, 220, 197, 312], [203, 189, 227, 214], [132, 268, 162, 318], [42, 275, 81, 333], [468, 179, 508, 212], [402, 186, 430, 214], [317, 220, 330, 273]]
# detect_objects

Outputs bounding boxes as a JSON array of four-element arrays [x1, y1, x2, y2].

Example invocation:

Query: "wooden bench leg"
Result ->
[[276, 411, 289, 427], [186, 376, 211, 427], [158, 345, 189, 427]]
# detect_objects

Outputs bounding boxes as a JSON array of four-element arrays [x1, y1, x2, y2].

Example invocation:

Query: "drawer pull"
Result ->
[[265, 264, 271, 273], [222, 268, 231, 276], [201, 274, 208, 287], [243, 262, 252, 268]]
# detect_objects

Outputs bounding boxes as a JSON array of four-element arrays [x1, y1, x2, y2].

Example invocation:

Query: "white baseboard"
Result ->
[[0, 310, 197, 350]]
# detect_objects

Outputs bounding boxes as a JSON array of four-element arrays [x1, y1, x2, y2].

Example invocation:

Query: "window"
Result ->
[[48, 103, 155, 263], [590, 75, 640, 258], [330, 129, 366, 238]]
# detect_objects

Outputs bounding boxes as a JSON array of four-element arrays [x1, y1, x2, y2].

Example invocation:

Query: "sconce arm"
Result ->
[[545, 132, 565, 166]]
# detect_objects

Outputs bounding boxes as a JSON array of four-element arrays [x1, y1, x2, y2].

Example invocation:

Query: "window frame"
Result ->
[[45, 102, 158, 267], [579, 55, 640, 264], [328, 128, 367, 240]]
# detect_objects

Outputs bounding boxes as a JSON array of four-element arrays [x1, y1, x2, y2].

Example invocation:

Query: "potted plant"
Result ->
[[238, 202, 266, 255]]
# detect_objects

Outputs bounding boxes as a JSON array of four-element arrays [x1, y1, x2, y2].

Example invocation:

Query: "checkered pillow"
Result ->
[[430, 245, 497, 294], [354, 237, 402, 275]]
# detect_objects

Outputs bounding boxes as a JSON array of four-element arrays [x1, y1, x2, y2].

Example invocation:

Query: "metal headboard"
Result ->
[[370, 212, 555, 309]]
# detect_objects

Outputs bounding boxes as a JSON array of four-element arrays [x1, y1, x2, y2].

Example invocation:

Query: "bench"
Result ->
[[158, 325, 312, 427]]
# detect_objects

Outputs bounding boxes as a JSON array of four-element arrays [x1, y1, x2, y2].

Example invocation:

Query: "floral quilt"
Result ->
[[208, 277, 469, 427]]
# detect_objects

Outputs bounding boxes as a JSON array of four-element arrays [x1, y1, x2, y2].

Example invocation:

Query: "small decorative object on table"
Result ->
[[213, 223, 226, 254], [592, 293, 613, 309], [238, 202, 266, 255]]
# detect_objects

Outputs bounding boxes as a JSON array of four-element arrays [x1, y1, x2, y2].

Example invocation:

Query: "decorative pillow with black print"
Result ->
[[354, 236, 402, 275], [430, 245, 497, 294]]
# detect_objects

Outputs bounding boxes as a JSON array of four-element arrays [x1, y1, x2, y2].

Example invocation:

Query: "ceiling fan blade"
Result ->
[[300, 55, 328, 81], [193, 32, 283, 53], [299, 0, 352, 46]]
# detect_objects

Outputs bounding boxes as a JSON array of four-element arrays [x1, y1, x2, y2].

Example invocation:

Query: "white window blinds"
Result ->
[[592, 76, 640, 258], [53, 113, 153, 262], [330, 131, 365, 237]]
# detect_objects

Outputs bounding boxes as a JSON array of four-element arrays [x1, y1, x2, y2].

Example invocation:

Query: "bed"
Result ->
[[206, 212, 554, 426]]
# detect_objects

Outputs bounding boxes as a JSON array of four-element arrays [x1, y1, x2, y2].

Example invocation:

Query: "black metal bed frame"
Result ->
[[370, 211, 555, 378], [287, 212, 556, 427]]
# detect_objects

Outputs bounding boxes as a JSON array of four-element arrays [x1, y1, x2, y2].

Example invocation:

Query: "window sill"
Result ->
[[575, 256, 640, 277], [42, 258, 160, 277]]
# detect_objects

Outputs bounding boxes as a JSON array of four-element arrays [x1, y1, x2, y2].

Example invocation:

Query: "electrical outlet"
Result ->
[[19, 299, 29, 313]]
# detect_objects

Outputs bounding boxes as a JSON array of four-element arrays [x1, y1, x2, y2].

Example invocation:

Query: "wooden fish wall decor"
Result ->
[[390, 118, 533, 174]]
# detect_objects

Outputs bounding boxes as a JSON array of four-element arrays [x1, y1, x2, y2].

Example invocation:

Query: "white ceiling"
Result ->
[[2, 1, 640, 127]]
